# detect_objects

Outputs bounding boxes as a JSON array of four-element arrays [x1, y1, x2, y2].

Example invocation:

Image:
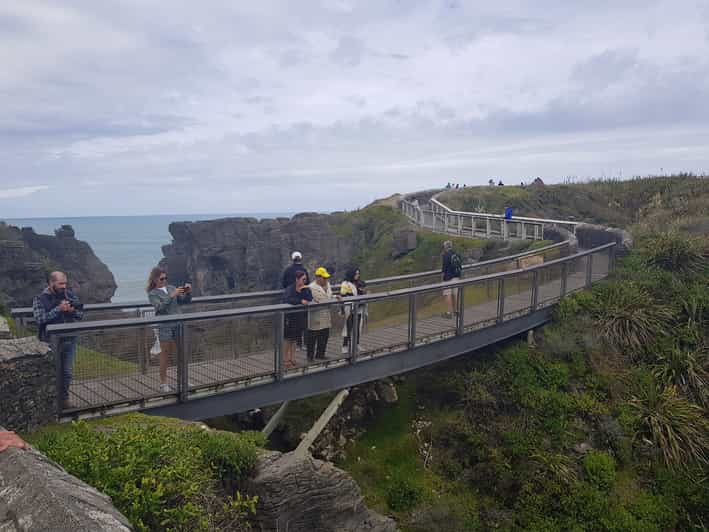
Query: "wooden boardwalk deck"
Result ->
[[67, 262, 606, 414]]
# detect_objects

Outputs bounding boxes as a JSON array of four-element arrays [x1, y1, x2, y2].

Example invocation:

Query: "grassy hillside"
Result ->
[[336, 175, 709, 531], [438, 174, 709, 229]]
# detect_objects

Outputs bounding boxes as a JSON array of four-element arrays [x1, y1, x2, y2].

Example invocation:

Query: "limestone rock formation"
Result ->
[[0, 435, 132, 531], [247, 450, 398, 532], [160, 210, 414, 295], [0, 223, 116, 307]]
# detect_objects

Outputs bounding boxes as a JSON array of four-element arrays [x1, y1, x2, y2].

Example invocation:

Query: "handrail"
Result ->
[[427, 196, 581, 227], [11, 240, 569, 320], [46, 243, 612, 337]]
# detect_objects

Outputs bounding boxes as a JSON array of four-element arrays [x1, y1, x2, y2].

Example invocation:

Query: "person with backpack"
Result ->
[[441, 240, 462, 319]]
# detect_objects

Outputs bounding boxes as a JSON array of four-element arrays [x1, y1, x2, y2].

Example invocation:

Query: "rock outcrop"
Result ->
[[0, 223, 116, 307], [161, 209, 414, 296], [247, 450, 398, 532], [0, 432, 132, 531], [0, 337, 56, 432]]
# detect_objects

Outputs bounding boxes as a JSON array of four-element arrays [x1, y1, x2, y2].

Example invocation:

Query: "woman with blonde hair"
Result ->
[[146, 267, 192, 392]]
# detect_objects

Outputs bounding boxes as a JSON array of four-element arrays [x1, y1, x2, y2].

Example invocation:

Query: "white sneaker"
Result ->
[[159, 383, 173, 393], [341, 346, 348, 354]]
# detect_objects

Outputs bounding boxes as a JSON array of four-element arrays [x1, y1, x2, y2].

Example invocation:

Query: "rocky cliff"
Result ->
[[161, 207, 417, 295], [0, 223, 116, 307]]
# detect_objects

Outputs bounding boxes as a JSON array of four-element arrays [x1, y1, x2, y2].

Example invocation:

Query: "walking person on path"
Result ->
[[32, 271, 84, 410], [282, 251, 310, 350], [441, 240, 463, 319], [147, 267, 192, 393], [283, 270, 312, 368], [340, 267, 367, 354], [306, 267, 338, 361]]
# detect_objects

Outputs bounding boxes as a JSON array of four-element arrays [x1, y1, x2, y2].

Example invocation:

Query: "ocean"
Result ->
[[2, 213, 292, 303]]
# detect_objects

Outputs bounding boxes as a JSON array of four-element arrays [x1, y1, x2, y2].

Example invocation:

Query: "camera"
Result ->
[[71, 301, 84, 311]]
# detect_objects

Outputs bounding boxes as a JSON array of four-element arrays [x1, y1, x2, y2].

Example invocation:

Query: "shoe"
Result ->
[[341, 346, 349, 354], [315, 355, 329, 360], [159, 383, 173, 393], [443, 312, 453, 319]]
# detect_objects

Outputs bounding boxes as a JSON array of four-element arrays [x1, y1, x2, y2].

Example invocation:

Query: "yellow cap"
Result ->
[[315, 266, 331, 278]]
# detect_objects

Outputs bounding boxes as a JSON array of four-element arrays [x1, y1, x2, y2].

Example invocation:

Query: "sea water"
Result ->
[[3, 213, 292, 303]]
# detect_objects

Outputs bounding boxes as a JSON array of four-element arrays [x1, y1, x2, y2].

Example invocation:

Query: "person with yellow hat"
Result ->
[[306, 266, 338, 361]]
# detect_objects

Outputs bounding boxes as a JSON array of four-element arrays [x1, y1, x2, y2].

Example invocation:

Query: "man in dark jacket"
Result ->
[[282, 252, 310, 349], [32, 271, 83, 409], [441, 241, 461, 319]]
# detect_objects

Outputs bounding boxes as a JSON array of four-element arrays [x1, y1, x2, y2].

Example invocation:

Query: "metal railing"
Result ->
[[401, 194, 580, 240], [11, 240, 571, 332], [46, 243, 614, 418]]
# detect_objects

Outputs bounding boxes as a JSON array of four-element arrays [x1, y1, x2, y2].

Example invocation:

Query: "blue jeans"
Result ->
[[59, 338, 77, 400]]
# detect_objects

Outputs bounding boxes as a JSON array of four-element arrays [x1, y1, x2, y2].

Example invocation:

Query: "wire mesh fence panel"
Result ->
[[537, 263, 564, 307], [462, 279, 499, 330], [592, 250, 611, 281], [185, 312, 276, 391], [566, 256, 588, 293], [503, 271, 534, 319], [66, 324, 160, 411], [359, 294, 411, 355], [415, 289, 455, 345]]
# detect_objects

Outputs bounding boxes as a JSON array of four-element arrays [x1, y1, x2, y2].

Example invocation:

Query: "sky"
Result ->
[[1, 0, 709, 217]]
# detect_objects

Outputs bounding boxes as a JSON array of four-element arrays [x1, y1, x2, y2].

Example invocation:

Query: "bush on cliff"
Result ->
[[28, 414, 264, 532]]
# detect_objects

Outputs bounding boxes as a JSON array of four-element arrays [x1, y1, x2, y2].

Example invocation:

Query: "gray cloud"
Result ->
[[0, 0, 708, 217]]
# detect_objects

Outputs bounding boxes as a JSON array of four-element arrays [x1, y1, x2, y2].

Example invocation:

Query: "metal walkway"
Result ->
[[44, 243, 614, 421]]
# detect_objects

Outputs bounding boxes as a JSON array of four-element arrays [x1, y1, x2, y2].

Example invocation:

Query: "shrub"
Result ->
[[583, 450, 616, 490], [651, 344, 709, 406], [628, 383, 709, 469], [385, 476, 423, 512], [590, 282, 673, 353], [31, 419, 261, 531], [641, 231, 708, 275]]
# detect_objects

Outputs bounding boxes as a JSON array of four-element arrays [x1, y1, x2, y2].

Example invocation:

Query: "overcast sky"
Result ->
[[1, 0, 708, 217]]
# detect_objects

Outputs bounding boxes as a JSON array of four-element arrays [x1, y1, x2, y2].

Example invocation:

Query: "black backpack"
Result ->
[[450, 252, 463, 277]]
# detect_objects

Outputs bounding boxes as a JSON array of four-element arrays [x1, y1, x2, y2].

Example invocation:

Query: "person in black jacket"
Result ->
[[32, 271, 84, 409], [282, 251, 309, 349], [282, 270, 312, 368], [441, 241, 461, 319]]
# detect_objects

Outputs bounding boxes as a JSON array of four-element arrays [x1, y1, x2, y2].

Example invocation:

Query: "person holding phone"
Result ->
[[146, 267, 192, 392], [32, 271, 84, 409]]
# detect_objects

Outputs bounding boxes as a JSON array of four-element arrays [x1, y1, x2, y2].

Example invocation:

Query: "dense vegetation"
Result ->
[[336, 175, 709, 531], [25, 414, 265, 532]]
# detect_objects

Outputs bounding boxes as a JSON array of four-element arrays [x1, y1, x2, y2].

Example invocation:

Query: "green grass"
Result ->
[[74, 345, 138, 379]]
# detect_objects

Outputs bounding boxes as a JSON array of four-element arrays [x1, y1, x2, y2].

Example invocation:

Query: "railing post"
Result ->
[[176, 322, 189, 402], [497, 278, 505, 323], [560, 262, 568, 297], [486, 218, 491, 237], [585, 254, 593, 288], [531, 270, 539, 311], [408, 294, 417, 349], [456, 285, 465, 335], [51, 334, 62, 414], [137, 308, 148, 375], [349, 303, 360, 363], [274, 311, 284, 380], [608, 245, 616, 274]]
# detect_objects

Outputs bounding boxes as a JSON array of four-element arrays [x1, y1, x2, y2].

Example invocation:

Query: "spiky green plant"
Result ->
[[642, 231, 708, 275], [652, 345, 709, 406], [629, 383, 709, 470], [591, 282, 673, 353]]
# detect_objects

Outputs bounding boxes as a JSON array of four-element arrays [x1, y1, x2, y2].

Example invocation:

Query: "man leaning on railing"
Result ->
[[32, 271, 84, 410]]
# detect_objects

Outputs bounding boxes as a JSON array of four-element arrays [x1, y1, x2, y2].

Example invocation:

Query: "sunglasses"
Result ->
[[159, 276, 167, 281]]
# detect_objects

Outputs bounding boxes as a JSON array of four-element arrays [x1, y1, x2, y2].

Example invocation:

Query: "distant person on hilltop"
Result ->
[[441, 241, 463, 319], [282, 270, 312, 368], [282, 251, 310, 349], [306, 267, 338, 361], [498, 180, 504, 186], [33, 271, 84, 410], [147, 267, 192, 393]]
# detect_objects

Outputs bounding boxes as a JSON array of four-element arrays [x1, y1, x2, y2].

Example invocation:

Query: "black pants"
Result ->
[[306, 328, 330, 360]]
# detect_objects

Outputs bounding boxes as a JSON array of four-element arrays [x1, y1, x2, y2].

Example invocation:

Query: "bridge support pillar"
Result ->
[[295, 389, 350, 457], [262, 401, 290, 438], [527, 330, 536, 348]]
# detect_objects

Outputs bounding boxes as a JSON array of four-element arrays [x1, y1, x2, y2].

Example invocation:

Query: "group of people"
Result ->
[[280, 251, 367, 367], [32, 241, 460, 407]]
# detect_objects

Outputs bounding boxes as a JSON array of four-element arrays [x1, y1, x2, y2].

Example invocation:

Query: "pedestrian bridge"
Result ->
[[13, 239, 615, 422]]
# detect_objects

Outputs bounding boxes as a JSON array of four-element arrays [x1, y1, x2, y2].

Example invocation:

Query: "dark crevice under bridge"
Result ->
[[12, 239, 615, 422]]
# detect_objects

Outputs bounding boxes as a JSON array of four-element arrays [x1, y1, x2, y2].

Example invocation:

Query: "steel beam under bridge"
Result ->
[[143, 307, 552, 421]]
